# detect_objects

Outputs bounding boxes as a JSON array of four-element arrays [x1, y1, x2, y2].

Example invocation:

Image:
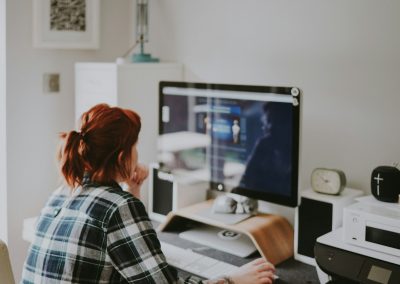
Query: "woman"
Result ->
[[21, 104, 276, 284]]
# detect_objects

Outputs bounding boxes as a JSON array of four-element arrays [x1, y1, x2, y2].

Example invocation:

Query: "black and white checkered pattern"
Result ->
[[21, 178, 203, 283]]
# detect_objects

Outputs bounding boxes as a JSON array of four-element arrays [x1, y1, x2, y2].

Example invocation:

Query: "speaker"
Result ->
[[148, 163, 208, 222], [294, 188, 363, 265], [371, 166, 400, 203]]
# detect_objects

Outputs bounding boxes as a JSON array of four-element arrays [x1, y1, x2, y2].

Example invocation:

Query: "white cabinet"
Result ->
[[75, 62, 183, 206]]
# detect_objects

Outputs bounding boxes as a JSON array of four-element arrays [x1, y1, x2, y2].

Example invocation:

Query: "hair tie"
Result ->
[[77, 131, 86, 141]]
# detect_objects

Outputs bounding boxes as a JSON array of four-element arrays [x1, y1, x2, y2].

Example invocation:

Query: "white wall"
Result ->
[[152, 2, 400, 189], [150, 0, 400, 221], [0, 0, 7, 244], [6, 0, 132, 279]]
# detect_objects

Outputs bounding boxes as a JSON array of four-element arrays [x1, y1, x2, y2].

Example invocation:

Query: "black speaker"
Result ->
[[295, 188, 363, 265], [371, 166, 400, 203], [148, 163, 208, 222], [151, 167, 174, 217]]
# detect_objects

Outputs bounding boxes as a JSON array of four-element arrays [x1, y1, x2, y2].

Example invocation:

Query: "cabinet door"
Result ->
[[75, 63, 118, 122]]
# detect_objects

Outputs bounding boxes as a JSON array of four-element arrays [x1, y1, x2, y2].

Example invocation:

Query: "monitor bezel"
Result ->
[[159, 81, 301, 207]]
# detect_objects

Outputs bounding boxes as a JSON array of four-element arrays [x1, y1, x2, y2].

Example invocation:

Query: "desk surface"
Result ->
[[155, 222, 319, 284]]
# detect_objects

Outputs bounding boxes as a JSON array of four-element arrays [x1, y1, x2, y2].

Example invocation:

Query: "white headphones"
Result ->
[[212, 194, 258, 215]]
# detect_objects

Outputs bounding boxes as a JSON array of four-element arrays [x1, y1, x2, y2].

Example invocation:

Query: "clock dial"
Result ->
[[326, 171, 339, 194], [311, 168, 346, 195]]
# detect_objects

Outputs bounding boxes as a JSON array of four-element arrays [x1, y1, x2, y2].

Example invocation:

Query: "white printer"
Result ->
[[315, 228, 400, 284], [315, 196, 400, 284], [343, 196, 400, 257]]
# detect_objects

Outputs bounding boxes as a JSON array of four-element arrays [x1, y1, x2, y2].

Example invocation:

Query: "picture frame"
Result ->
[[33, 0, 100, 49]]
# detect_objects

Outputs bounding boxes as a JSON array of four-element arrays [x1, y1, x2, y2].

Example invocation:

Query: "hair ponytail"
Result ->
[[59, 130, 86, 188]]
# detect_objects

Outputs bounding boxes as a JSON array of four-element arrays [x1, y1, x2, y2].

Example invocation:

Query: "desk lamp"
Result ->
[[132, 0, 159, 63]]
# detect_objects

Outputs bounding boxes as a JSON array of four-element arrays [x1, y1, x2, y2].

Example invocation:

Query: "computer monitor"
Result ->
[[158, 81, 301, 207]]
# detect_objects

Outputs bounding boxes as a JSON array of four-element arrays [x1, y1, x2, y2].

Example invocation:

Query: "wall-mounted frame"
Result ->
[[33, 0, 100, 49]]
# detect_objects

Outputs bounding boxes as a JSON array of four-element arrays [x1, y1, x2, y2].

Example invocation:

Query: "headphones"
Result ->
[[212, 194, 258, 215]]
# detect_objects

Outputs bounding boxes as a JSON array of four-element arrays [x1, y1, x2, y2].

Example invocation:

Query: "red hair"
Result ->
[[59, 104, 141, 188]]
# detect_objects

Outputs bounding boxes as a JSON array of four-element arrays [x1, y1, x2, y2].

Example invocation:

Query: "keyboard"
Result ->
[[160, 241, 239, 279]]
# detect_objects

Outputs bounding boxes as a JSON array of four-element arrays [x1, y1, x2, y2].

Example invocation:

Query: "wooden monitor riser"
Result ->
[[158, 199, 294, 265]]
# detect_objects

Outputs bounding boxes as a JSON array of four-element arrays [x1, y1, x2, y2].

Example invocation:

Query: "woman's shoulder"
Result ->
[[86, 185, 146, 217], [48, 183, 143, 223], [94, 185, 139, 205], [44, 185, 70, 207], [90, 186, 149, 226], [48, 183, 134, 205]]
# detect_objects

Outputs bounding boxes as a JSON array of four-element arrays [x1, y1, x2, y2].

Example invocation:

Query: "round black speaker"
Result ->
[[371, 166, 400, 203]]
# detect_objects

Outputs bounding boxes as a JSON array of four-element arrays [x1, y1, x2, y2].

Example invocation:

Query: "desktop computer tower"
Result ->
[[148, 163, 208, 222], [294, 188, 363, 265]]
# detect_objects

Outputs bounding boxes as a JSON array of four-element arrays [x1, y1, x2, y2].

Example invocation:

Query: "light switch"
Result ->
[[43, 73, 60, 93]]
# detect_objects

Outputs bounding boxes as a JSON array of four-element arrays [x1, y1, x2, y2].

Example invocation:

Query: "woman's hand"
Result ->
[[229, 258, 276, 284], [126, 164, 149, 199]]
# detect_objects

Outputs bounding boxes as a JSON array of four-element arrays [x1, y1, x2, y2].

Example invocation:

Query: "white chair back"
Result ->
[[0, 239, 15, 284]]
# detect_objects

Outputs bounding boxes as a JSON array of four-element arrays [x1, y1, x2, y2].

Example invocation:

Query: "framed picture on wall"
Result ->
[[33, 0, 100, 49]]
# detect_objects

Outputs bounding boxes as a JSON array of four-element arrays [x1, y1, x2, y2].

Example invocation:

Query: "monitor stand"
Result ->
[[158, 199, 294, 265], [195, 207, 253, 225], [178, 224, 257, 257]]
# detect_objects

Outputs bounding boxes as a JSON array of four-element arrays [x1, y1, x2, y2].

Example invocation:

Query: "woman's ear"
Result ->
[[117, 150, 136, 179], [117, 151, 126, 167]]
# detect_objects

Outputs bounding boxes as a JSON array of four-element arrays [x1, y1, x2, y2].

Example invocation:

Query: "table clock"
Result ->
[[311, 168, 346, 195]]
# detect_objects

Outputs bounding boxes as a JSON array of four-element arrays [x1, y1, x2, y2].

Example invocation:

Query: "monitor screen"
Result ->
[[158, 82, 301, 207]]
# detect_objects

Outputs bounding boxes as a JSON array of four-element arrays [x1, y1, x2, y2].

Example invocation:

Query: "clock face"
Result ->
[[311, 168, 345, 195]]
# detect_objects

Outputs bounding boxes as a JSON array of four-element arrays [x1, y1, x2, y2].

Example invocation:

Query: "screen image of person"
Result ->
[[238, 102, 293, 196]]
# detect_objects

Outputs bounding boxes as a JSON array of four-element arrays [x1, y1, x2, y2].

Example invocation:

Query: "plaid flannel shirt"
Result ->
[[21, 178, 207, 284]]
